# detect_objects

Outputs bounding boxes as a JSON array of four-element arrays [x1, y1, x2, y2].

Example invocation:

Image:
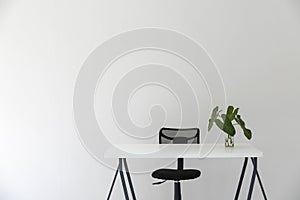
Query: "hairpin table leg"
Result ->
[[119, 158, 130, 200], [123, 158, 137, 200], [107, 158, 130, 200], [235, 157, 248, 200], [251, 158, 267, 200], [107, 162, 120, 200], [247, 157, 257, 200]]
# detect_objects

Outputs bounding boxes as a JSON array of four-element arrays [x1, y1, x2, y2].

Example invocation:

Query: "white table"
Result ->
[[105, 143, 263, 159], [105, 144, 267, 200]]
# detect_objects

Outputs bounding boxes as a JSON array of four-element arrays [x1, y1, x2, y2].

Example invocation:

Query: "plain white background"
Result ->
[[1, 0, 300, 199]]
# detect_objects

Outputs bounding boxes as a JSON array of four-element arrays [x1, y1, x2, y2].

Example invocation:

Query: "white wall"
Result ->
[[1, 0, 300, 199]]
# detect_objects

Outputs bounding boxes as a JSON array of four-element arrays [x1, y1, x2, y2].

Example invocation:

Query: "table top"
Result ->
[[104, 143, 263, 159]]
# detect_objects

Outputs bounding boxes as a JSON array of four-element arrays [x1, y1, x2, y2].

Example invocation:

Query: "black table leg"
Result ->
[[106, 158, 136, 200], [251, 158, 267, 200], [234, 157, 248, 200], [123, 158, 137, 200], [234, 157, 267, 200], [247, 157, 257, 200], [107, 162, 120, 200], [119, 158, 130, 200]]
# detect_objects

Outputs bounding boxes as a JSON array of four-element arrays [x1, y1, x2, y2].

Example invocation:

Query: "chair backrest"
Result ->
[[159, 127, 200, 144]]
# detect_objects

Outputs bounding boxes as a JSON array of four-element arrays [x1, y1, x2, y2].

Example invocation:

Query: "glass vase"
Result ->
[[225, 135, 234, 147]]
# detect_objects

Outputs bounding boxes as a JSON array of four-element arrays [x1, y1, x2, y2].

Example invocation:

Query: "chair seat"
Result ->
[[152, 169, 201, 181]]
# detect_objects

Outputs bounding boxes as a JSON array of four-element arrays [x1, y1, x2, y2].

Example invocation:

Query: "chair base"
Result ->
[[174, 181, 181, 200]]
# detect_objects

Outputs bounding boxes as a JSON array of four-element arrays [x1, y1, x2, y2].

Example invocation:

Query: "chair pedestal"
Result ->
[[174, 182, 181, 200]]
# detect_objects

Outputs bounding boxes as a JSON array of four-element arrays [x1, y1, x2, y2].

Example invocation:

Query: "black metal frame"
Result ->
[[107, 156, 267, 200], [234, 157, 268, 200], [107, 158, 137, 200]]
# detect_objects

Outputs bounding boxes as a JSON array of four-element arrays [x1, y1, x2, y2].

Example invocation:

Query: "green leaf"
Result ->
[[226, 105, 239, 121], [208, 106, 219, 131], [229, 108, 239, 121], [243, 129, 252, 140], [222, 113, 234, 131], [208, 119, 213, 131], [233, 108, 239, 116], [215, 118, 236, 137], [235, 115, 252, 140], [215, 119, 224, 130], [226, 105, 234, 116], [221, 114, 226, 121]]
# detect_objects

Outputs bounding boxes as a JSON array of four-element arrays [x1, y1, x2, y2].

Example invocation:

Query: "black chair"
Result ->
[[152, 127, 201, 200]]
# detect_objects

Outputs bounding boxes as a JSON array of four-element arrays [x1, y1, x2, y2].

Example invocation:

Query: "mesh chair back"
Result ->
[[159, 127, 200, 144]]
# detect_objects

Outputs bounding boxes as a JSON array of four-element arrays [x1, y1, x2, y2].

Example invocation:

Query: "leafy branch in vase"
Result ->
[[208, 105, 252, 140]]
